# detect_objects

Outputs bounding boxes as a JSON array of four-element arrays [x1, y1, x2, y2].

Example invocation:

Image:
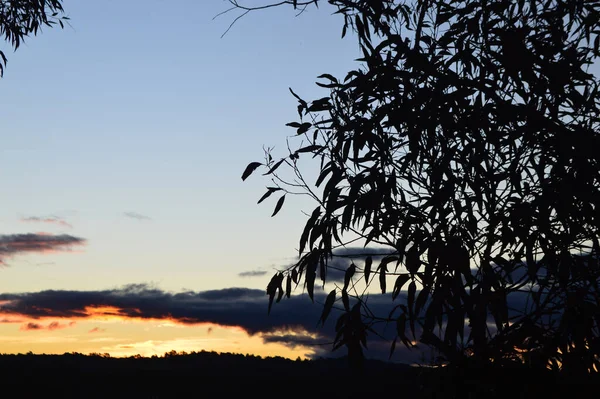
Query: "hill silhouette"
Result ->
[[0, 351, 598, 398]]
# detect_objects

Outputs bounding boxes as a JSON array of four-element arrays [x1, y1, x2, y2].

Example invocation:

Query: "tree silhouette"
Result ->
[[240, 0, 600, 374], [0, 0, 68, 77]]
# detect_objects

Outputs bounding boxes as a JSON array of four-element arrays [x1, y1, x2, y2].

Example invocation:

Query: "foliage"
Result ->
[[0, 0, 68, 76], [240, 0, 600, 373]]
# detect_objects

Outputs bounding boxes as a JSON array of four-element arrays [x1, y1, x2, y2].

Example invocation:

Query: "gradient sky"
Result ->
[[4, 1, 594, 364], [0, 0, 368, 359]]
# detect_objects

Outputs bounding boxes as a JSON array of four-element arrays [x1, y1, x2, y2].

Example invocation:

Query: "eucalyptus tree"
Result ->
[[239, 0, 600, 374]]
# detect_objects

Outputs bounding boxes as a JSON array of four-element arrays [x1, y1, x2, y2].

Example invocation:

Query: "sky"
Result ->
[[3, 1, 590, 365], [0, 0, 401, 361]]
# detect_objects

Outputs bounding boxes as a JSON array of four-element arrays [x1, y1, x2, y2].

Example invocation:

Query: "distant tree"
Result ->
[[239, 0, 600, 374], [0, 0, 68, 76]]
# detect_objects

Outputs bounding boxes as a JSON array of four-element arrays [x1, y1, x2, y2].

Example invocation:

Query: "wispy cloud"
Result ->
[[123, 212, 151, 221], [0, 233, 86, 265], [238, 270, 268, 278], [20, 321, 75, 331], [20, 216, 72, 229], [88, 327, 105, 333]]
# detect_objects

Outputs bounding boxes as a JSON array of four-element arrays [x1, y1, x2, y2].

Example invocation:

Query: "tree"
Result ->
[[239, 0, 600, 374], [0, 0, 68, 77]]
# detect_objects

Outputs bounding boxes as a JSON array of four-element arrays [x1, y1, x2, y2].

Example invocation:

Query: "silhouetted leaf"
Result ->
[[263, 158, 286, 176], [379, 263, 387, 294], [320, 289, 336, 326], [271, 195, 286, 217], [406, 247, 419, 275], [392, 274, 410, 300], [342, 289, 350, 311], [297, 122, 312, 135], [257, 187, 282, 204], [306, 262, 317, 303], [317, 73, 339, 84], [296, 145, 322, 154], [389, 336, 397, 360], [364, 256, 372, 284], [299, 207, 321, 255], [343, 263, 356, 291], [241, 162, 262, 181], [266, 273, 281, 315], [285, 275, 292, 298], [415, 286, 430, 315]]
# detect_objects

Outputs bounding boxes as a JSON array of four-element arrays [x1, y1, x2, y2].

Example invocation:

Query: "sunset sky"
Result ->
[[0, 0, 413, 361]]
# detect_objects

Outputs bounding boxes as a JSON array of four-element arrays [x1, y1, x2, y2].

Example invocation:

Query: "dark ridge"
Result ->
[[1, 351, 598, 398]]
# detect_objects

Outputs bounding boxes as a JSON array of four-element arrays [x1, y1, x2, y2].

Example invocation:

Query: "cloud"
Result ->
[[20, 322, 43, 331], [0, 284, 425, 362], [123, 212, 151, 221], [20, 216, 72, 229], [89, 327, 105, 333], [20, 321, 75, 331], [0, 283, 533, 364], [321, 247, 398, 283], [238, 270, 268, 278], [0, 233, 86, 265]]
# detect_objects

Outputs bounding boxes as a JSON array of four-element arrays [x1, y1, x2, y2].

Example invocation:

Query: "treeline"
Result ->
[[0, 351, 415, 398], [0, 351, 597, 398]]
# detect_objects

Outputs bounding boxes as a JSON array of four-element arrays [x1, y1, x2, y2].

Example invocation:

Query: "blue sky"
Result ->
[[0, 0, 360, 294]]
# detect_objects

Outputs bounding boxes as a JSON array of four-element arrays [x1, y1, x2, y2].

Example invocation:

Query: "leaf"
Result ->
[[271, 195, 286, 217], [406, 247, 420, 274], [285, 275, 292, 298], [317, 73, 339, 84], [392, 274, 410, 300], [306, 263, 317, 303], [415, 286, 430, 315], [266, 273, 281, 315], [407, 281, 416, 313], [257, 187, 282, 204], [379, 263, 387, 294], [299, 207, 321, 255], [297, 122, 312, 135], [288, 87, 306, 106], [342, 289, 350, 311], [389, 337, 397, 360], [343, 263, 356, 291], [263, 158, 286, 176], [296, 145, 321, 154], [364, 256, 372, 284], [241, 162, 262, 181], [320, 289, 336, 326]]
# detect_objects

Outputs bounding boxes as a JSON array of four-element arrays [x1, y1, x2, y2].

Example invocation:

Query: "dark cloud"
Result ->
[[20, 216, 72, 229], [331, 247, 397, 259], [238, 270, 268, 278], [313, 247, 399, 283], [123, 212, 151, 221], [0, 233, 86, 265], [261, 332, 326, 349], [0, 283, 533, 364]]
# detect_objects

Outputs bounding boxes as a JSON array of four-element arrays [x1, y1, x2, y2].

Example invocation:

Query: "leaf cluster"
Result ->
[[0, 0, 68, 76]]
